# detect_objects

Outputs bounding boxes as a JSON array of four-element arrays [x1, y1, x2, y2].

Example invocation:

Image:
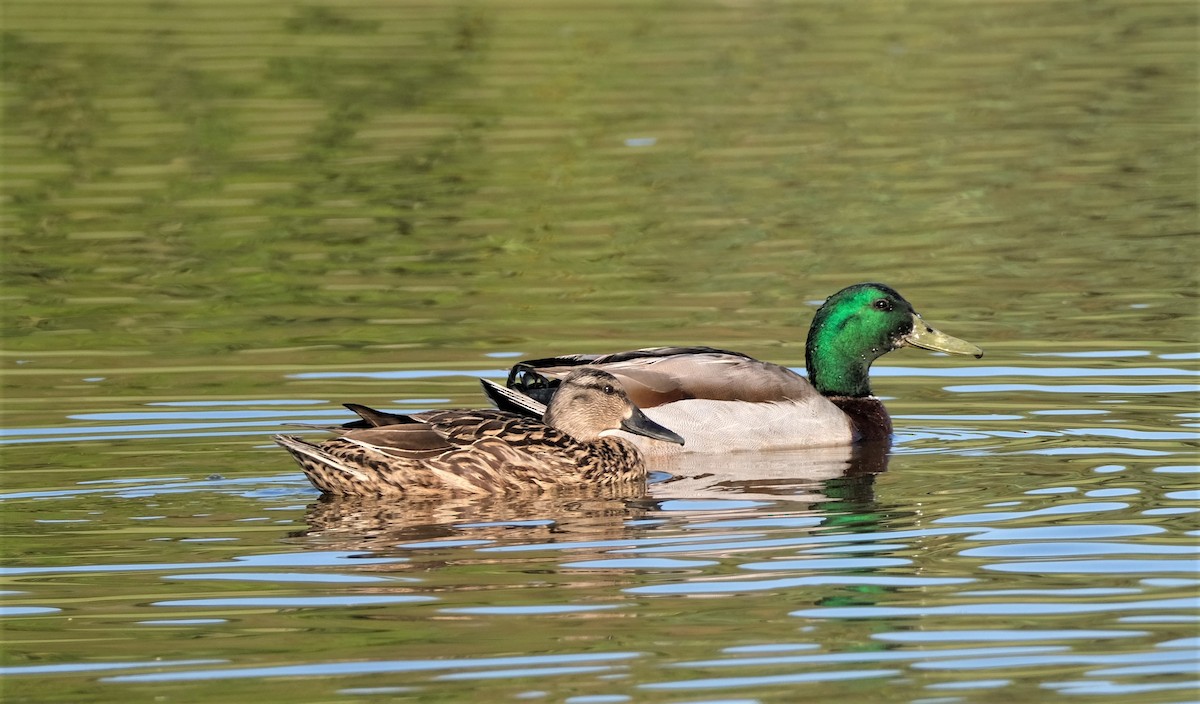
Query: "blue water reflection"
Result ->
[[2, 354, 1197, 703], [100, 652, 643, 683], [792, 597, 1197, 619]]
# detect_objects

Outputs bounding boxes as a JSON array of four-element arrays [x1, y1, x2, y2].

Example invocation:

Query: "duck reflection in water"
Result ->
[[294, 442, 889, 553]]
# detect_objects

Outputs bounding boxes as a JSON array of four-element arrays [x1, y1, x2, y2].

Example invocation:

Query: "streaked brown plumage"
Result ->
[[274, 368, 684, 497]]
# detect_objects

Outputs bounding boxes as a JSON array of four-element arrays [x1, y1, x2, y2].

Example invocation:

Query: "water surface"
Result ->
[[1, 1, 1197, 703]]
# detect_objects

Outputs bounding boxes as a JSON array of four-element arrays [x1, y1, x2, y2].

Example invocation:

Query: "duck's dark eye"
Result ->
[[603, 384, 616, 395], [874, 298, 893, 312]]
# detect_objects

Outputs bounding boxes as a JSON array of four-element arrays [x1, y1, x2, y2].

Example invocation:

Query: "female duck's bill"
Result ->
[[603, 402, 684, 445], [541, 366, 684, 444]]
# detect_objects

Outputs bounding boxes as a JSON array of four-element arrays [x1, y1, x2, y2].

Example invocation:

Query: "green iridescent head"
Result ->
[[805, 283, 982, 398]]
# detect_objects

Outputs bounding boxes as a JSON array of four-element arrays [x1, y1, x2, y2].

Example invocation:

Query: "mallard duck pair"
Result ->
[[275, 283, 982, 497]]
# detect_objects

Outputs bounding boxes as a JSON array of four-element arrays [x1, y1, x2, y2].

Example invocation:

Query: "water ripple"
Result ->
[[162, 572, 401, 584], [0, 606, 62, 617], [944, 383, 1200, 394], [612, 527, 981, 555], [1087, 661, 1199, 676], [439, 605, 622, 615], [1043, 679, 1200, 696], [965, 525, 1165, 541], [911, 648, 1197, 671], [873, 630, 1147, 643], [639, 668, 900, 690], [982, 559, 1199, 574], [792, 597, 1198, 619], [152, 596, 435, 608], [101, 652, 643, 683], [0, 550, 404, 576], [960, 588, 1142, 597], [561, 558, 718, 569], [0, 473, 309, 501], [627, 576, 972, 596], [436, 665, 623, 680], [0, 659, 227, 676], [676, 646, 1068, 669], [475, 533, 759, 553], [739, 557, 911, 571], [959, 542, 1199, 558], [934, 502, 1129, 524]]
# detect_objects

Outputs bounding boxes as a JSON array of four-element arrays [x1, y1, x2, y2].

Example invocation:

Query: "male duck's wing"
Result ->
[[480, 379, 548, 418], [508, 346, 819, 409]]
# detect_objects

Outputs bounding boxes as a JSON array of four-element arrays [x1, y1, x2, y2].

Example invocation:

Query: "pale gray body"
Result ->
[[484, 349, 859, 456]]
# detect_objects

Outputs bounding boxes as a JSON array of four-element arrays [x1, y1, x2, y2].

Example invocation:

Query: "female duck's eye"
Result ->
[[874, 298, 892, 311], [603, 384, 615, 395]]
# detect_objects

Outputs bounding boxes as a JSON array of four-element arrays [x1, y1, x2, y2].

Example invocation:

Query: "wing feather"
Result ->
[[512, 348, 817, 407]]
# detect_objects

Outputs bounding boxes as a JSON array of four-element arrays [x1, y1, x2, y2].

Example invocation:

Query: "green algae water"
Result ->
[[1, 1, 1197, 702]]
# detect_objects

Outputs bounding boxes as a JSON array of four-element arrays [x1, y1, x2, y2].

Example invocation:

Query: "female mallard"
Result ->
[[482, 283, 982, 454], [274, 368, 684, 497]]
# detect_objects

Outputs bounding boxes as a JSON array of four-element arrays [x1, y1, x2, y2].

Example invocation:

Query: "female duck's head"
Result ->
[[805, 283, 982, 398], [543, 367, 685, 446]]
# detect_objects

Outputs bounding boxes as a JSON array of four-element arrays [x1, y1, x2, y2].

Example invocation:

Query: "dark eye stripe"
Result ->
[[566, 372, 623, 395]]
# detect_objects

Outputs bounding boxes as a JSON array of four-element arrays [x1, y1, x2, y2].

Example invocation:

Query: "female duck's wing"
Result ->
[[407, 409, 570, 447], [333, 425, 457, 460], [340, 403, 415, 428], [338, 409, 571, 458], [330, 412, 582, 491], [506, 346, 820, 409], [336, 406, 547, 444]]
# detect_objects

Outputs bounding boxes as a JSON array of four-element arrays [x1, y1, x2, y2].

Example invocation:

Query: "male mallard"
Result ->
[[481, 283, 982, 454], [274, 368, 684, 497]]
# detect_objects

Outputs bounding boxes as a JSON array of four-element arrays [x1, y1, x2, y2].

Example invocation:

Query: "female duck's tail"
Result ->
[[273, 434, 369, 494]]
